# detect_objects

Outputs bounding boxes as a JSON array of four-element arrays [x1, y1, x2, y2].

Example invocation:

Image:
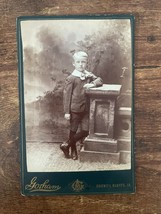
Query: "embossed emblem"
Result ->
[[71, 179, 85, 192]]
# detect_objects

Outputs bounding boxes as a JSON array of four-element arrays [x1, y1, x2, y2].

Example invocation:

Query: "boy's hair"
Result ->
[[73, 51, 88, 60]]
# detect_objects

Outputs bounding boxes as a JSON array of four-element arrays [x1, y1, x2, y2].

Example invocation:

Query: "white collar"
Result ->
[[71, 69, 91, 80]]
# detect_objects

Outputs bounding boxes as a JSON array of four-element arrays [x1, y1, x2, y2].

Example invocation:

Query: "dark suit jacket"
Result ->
[[63, 71, 103, 113]]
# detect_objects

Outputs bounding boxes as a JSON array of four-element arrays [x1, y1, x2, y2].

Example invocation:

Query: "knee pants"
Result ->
[[70, 111, 89, 132]]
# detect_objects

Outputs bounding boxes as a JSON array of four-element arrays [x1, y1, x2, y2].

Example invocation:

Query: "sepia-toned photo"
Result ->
[[20, 17, 133, 172]]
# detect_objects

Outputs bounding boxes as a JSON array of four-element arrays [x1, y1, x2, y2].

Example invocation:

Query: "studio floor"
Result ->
[[26, 142, 131, 172]]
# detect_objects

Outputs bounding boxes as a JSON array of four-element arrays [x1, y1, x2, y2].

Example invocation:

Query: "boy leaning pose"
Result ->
[[60, 51, 103, 160]]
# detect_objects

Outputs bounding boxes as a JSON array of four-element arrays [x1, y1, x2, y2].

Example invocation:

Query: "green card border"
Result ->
[[17, 14, 135, 196]]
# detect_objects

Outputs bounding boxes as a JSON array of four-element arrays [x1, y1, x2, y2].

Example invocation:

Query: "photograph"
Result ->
[[20, 17, 133, 173]]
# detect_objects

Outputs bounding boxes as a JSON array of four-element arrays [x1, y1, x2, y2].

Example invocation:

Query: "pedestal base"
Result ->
[[120, 151, 131, 164], [118, 139, 131, 151], [79, 147, 120, 164], [84, 136, 118, 153], [79, 137, 120, 164], [118, 138, 131, 164], [79, 137, 131, 164]]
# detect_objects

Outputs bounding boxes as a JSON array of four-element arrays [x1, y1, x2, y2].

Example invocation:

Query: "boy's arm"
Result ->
[[83, 73, 103, 89], [63, 76, 73, 115], [90, 73, 103, 87]]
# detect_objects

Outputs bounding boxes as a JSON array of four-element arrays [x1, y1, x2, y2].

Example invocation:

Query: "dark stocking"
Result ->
[[73, 130, 89, 143], [69, 130, 89, 160]]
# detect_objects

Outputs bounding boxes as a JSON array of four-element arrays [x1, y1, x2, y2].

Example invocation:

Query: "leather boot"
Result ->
[[60, 141, 70, 159]]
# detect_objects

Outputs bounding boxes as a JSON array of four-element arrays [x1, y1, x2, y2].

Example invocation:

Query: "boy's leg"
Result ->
[[69, 113, 80, 160], [60, 113, 79, 158], [72, 130, 89, 143], [70, 112, 89, 158], [69, 130, 77, 159], [70, 129, 89, 160], [60, 112, 89, 159], [64, 112, 87, 160], [73, 111, 89, 141]]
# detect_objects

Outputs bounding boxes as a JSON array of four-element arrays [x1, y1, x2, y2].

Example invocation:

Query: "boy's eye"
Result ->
[[75, 60, 87, 64]]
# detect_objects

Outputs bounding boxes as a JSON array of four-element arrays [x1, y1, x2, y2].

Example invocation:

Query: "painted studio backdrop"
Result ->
[[21, 18, 132, 172]]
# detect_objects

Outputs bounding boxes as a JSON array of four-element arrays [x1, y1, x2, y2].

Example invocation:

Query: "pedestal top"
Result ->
[[86, 84, 122, 96]]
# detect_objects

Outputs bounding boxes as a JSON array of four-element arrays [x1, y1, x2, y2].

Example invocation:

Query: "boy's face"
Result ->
[[73, 57, 88, 72]]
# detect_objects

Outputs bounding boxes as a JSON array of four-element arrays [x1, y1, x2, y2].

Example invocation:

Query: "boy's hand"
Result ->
[[83, 83, 95, 89], [64, 113, 71, 120]]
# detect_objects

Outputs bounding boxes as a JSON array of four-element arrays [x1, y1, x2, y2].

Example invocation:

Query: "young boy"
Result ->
[[60, 51, 103, 160]]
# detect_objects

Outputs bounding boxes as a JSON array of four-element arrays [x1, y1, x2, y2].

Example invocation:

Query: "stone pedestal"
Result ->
[[79, 84, 122, 163]]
